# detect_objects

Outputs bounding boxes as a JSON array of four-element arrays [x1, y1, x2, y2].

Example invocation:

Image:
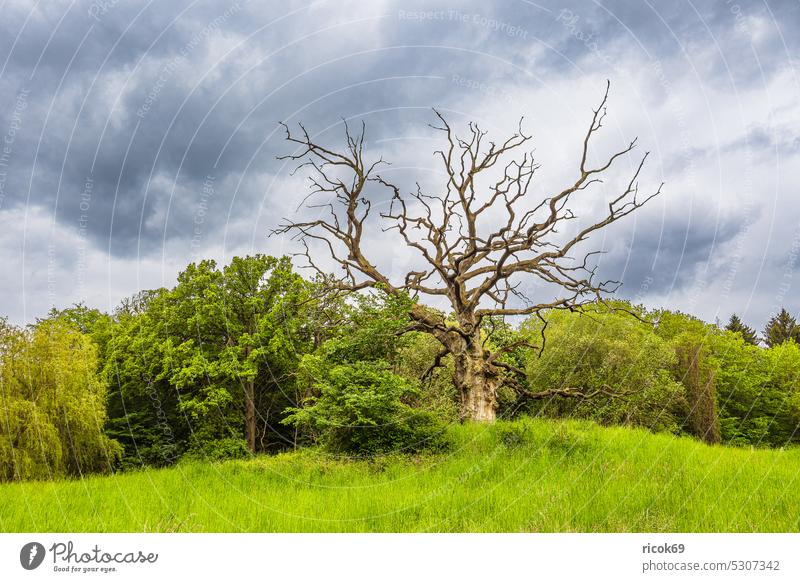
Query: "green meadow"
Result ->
[[2, 417, 798, 533]]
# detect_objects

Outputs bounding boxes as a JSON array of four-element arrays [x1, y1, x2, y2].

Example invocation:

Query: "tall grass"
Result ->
[[1, 417, 799, 532]]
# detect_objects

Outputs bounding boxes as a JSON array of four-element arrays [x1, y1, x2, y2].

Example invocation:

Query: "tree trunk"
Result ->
[[244, 377, 256, 453], [453, 332, 499, 423], [676, 341, 721, 445], [461, 372, 498, 422], [409, 303, 499, 422]]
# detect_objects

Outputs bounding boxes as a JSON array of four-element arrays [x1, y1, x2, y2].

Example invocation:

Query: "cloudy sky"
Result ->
[[0, 0, 798, 329]]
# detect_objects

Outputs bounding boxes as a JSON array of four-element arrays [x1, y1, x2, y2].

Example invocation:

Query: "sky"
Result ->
[[0, 0, 798, 330]]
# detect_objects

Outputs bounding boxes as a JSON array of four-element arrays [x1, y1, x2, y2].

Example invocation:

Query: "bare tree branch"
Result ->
[[272, 84, 660, 421]]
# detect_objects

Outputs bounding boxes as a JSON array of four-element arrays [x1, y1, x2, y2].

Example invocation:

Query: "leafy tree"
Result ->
[[310, 291, 462, 423], [652, 311, 724, 443], [172, 255, 312, 453], [0, 319, 60, 481], [711, 332, 769, 446], [764, 343, 800, 445], [672, 333, 721, 444], [45, 303, 110, 333], [657, 313, 800, 448], [283, 290, 454, 452], [316, 290, 414, 367], [104, 255, 315, 464], [103, 289, 186, 467], [763, 308, 799, 347], [652, 309, 709, 341], [714, 336, 800, 447], [520, 305, 685, 433], [0, 319, 121, 481], [725, 314, 759, 346]]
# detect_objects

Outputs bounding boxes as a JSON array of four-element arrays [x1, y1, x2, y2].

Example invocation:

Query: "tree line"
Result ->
[[3, 86, 798, 482], [2, 253, 800, 481]]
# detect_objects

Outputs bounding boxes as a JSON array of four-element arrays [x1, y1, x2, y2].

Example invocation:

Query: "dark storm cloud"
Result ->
[[599, 206, 755, 297], [0, 0, 798, 323], [0, 1, 493, 255]]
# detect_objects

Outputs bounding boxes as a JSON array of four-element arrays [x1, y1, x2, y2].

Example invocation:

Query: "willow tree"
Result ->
[[274, 83, 661, 422], [0, 318, 122, 480]]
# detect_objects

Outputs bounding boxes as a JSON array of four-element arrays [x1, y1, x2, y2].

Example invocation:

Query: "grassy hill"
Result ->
[[1, 417, 799, 532]]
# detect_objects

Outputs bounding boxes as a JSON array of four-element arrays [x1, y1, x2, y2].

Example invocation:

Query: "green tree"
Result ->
[[672, 333, 721, 444], [103, 255, 315, 464], [283, 290, 454, 452], [724, 314, 759, 346], [713, 334, 800, 447], [658, 312, 800, 448], [213, 255, 312, 452], [0, 319, 121, 481], [521, 304, 685, 433], [652, 311, 722, 444], [763, 308, 799, 347], [103, 289, 186, 467]]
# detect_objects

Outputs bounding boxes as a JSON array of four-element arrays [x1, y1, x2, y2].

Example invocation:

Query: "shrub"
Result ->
[[496, 421, 536, 448], [283, 360, 446, 456], [184, 437, 250, 462], [394, 332, 460, 423]]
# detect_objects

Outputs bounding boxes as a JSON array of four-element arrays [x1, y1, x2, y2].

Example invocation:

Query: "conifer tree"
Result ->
[[763, 308, 799, 347], [725, 313, 759, 346]]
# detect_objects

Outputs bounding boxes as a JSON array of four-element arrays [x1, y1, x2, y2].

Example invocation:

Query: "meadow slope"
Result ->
[[1, 418, 799, 532]]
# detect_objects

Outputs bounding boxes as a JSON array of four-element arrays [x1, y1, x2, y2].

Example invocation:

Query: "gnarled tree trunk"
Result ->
[[413, 303, 500, 422], [452, 328, 499, 422], [455, 353, 499, 422]]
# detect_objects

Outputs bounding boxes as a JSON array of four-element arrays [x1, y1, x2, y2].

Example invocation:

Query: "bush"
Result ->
[[184, 437, 250, 462], [496, 421, 535, 448], [283, 360, 446, 456], [394, 332, 460, 423]]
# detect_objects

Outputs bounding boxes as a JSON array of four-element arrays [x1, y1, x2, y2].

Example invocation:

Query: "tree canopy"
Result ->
[[725, 314, 759, 346], [0, 318, 121, 480], [2, 255, 800, 482]]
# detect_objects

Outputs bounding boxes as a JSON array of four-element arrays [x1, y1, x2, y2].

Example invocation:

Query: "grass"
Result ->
[[1, 417, 799, 532]]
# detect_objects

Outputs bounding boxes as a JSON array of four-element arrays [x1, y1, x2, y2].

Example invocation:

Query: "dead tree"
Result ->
[[273, 82, 661, 422]]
